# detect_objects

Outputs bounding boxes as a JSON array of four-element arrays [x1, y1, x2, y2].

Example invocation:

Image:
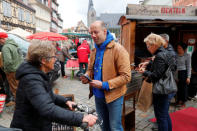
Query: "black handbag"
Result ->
[[153, 65, 177, 94]]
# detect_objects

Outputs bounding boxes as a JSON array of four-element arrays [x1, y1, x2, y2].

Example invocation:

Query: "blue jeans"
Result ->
[[168, 93, 175, 102], [95, 96, 124, 131], [153, 94, 172, 131]]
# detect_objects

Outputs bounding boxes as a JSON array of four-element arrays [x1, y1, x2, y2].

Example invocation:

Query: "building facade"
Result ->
[[50, 0, 58, 32], [75, 20, 89, 34], [48, 0, 63, 33], [28, 0, 51, 32], [141, 0, 172, 6], [173, 0, 197, 6], [0, 0, 36, 33], [57, 13, 63, 33]]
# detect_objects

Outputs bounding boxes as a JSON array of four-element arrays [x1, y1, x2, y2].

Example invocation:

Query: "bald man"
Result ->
[[80, 21, 131, 131]]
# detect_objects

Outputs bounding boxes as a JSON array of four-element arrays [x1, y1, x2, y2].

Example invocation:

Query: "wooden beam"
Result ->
[[130, 21, 136, 65]]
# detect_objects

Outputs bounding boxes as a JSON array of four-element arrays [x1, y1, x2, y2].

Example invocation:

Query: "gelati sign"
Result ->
[[127, 4, 197, 16]]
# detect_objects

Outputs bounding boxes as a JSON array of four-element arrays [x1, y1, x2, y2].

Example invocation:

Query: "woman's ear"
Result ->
[[41, 58, 47, 65]]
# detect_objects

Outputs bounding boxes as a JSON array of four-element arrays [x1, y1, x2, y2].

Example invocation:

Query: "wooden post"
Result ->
[[130, 21, 136, 65]]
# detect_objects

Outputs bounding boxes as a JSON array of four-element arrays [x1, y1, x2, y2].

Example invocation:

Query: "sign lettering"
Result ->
[[161, 8, 186, 14]]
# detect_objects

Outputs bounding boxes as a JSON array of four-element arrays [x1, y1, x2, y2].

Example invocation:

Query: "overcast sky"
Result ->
[[58, 0, 139, 28]]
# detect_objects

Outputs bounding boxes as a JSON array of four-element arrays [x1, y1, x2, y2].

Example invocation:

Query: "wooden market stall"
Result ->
[[119, 4, 197, 66], [118, 4, 197, 131]]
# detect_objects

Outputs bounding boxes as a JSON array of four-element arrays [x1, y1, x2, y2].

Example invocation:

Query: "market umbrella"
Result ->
[[8, 28, 32, 38], [26, 32, 68, 41]]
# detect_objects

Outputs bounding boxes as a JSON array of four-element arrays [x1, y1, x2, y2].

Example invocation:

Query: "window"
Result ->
[[21, 9, 24, 21], [44, 0, 48, 6], [38, 0, 43, 3], [32, 15, 35, 24], [18, 8, 24, 21], [22, 0, 28, 5], [3, 1, 12, 17], [51, 22, 57, 29], [26, 11, 31, 23], [52, 2, 57, 10], [52, 11, 57, 19]]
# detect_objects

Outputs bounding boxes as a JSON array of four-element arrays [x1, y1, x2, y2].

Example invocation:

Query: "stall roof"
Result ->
[[119, 15, 197, 25]]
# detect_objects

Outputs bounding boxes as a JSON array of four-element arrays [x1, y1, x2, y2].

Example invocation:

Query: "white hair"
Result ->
[[160, 33, 169, 42]]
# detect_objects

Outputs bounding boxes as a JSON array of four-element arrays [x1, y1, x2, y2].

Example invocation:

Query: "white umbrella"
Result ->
[[8, 28, 32, 38]]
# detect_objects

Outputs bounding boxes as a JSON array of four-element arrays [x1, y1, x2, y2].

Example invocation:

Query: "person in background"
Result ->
[[176, 42, 191, 108], [55, 43, 72, 78], [160, 33, 177, 76], [188, 43, 197, 99], [10, 40, 97, 131], [77, 39, 90, 74], [0, 32, 14, 106], [77, 42, 81, 49], [1, 32, 23, 100], [139, 33, 173, 131], [75, 37, 79, 47], [81, 21, 131, 131], [160, 34, 176, 56]]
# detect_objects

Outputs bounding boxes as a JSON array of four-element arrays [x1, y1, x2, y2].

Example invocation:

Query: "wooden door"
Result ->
[[120, 21, 136, 65]]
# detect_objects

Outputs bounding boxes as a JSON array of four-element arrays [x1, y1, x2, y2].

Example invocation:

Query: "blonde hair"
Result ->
[[26, 40, 56, 68], [144, 33, 166, 47]]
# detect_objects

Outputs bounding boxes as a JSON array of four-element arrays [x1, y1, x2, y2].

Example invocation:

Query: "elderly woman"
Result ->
[[10, 40, 97, 131], [139, 33, 172, 131]]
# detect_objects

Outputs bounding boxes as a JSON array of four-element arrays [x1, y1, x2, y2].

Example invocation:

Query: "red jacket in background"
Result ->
[[75, 39, 79, 46], [77, 42, 90, 63]]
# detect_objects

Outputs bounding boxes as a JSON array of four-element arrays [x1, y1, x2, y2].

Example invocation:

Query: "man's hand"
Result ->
[[82, 114, 97, 127], [66, 101, 76, 110], [138, 62, 149, 69], [138, 67, 145, 74], [89, 80, 102, 89], [80, 75, 89, 84]]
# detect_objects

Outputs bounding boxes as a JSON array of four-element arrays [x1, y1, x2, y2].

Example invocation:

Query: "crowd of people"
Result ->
[[0, 20, 196, 131]]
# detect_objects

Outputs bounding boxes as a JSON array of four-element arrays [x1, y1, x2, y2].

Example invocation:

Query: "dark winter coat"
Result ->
[[166, 44, 177, 71], [10, 61, 83, 131], [143, 46, 170, 83]]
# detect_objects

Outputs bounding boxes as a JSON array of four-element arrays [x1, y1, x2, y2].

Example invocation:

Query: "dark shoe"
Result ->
[[187, 97, 192, 100], [151, 123, 158, 131]]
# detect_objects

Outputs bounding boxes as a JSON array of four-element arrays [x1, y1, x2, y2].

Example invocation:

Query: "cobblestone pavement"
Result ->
[[0, 71, 197, 131]]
